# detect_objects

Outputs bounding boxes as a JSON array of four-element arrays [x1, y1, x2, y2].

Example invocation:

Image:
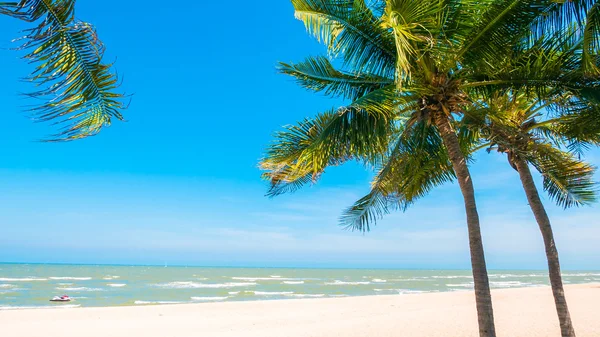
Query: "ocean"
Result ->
[[0, 263, 598, 309]]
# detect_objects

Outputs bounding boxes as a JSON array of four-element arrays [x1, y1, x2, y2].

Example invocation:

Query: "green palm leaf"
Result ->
[[528, 143, 597, 208], [458, 0, 591, 66], [291, 0, 396, 77], [582, 2, 600, 75], [1, 0, 126, 141], [278, 56, 393, 100], [341, 121, 456, 232], [383, 0, 442, 78], [261, 85, 400, 196]]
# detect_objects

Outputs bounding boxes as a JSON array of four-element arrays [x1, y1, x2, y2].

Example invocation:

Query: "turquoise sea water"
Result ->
[[0, 264, 598, 309]]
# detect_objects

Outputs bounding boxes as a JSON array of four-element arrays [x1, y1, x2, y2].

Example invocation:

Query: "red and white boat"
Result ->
[[50, 295, 71, 302]]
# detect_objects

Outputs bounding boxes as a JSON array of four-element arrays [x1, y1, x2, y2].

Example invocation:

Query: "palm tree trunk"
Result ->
[[513, 158, 576, 337], [434, 113, 496, 337]]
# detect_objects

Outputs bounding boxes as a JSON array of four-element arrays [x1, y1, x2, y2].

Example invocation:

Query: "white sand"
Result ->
[[1, 283, 599, 337]]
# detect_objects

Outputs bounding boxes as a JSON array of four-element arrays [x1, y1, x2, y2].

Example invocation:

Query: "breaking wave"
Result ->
[[156, 281, 257, 289], [324, 280, 370, 285], [49, 277, 92, 281]]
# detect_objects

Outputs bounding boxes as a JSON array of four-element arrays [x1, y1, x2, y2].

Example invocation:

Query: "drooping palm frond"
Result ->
[[0, 0, 126, 141], [457, 0, 592, 67], [339, 188, 394, 232], [291, 0, 396, 77], [538, 103, 600, 157], [340, 121, 456, 232], [464, 27, 600, 100], [582, 2, 600, 76], [261, 84, 404, 196], [261, 110, 390, 196], [261, 108, 390, 196], [530, 0, 597, 38], [0, 1, 18, 14], [278, 56, 393, 100], [528, 143, 597, 208]]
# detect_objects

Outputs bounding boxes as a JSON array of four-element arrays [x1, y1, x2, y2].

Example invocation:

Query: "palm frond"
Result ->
[[278, 56, 393, 100], [261, 83, 403, 197], [456, 0, 597, 67], [530, 0, 597, 39], [582, 2, 600, 76], [262, 107, 394, 197], [340, 121, 456, 232], [383, 0, 442, 79], [339, 188, 394, 232], [291, 0, 396, 77], [528, 143, 597, 208], [544, 106, 600, 146], [0, 0, 126, 141], [0, 1, 18, 14], [463, 27, 600, 99]]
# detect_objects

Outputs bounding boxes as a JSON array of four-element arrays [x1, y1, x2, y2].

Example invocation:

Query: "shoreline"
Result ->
[[1, 281, 599, 311], [1, 282, 599, 311], [1, 283, 598, 337]]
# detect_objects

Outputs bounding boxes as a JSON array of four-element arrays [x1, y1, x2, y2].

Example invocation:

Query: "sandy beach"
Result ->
[[0, 283, 598, 337]]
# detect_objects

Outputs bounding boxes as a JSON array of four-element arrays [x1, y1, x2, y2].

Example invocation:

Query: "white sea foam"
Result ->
[[134, 300, 182, 305], [253, 291, 294, 295], [190, 296, 228, 301], [107, 283, 127, 287], [389, 278, 426, 281], [431, 275, 473, 279], [228, 291, 240, 295], [102, 275, 121, 280], [371, 279, 387, 283], [270, 275, 281, 278], [58, 283, 74, 286], [56, 287, 104, 292], [324, 280, 370, 285], [0, 305, 81, 310], [231, 276, 304, 281], [398, 290, 427, 294], [0, 284, 15, 288], [489, 273, 547, 279], [447, 283, 474, 288], [287, 294, 325, 298], [0, 277, 47, 282], [49, 277, 92, 281], [562, 273, 600, 277], [282, 281, 304, 285], [156, 281, 257, 289], [488, 274, 524, 278], [490, 281, 530, 288]]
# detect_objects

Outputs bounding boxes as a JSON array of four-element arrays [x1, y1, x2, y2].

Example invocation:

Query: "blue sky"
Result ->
[[0, 1, 598, 270]]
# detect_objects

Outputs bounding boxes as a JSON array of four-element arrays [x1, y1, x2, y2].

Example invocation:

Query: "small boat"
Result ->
[[50, 295, 71, 302]]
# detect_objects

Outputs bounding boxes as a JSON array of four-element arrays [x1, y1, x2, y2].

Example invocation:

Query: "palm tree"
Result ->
[[0, 0, 125, 140], [262, 1, 600, 336], [461, 91, 599, 337]]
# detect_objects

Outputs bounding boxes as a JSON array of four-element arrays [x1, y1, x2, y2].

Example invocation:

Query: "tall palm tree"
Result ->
[[0, 0, 125, 140], [461, 91, 599, 337], [262, 1, 600, 336]]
